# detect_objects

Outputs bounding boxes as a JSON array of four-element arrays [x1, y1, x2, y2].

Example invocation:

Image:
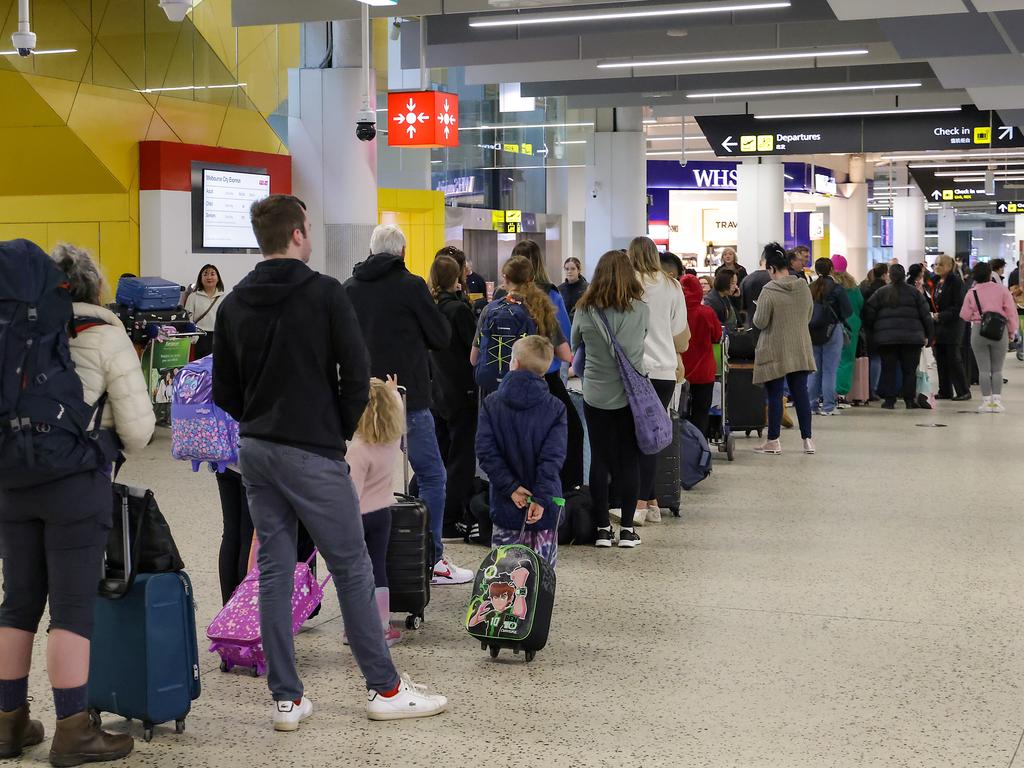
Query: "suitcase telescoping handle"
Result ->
[[519, 496, 565, 544], [397, 384, 410, 495]]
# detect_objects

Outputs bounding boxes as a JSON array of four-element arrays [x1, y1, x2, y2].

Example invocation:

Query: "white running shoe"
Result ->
[[803, 438, 816, 455], [990, 395, 1006, 413], [645, 505, 662, 523], [273, 697, 313, 732], [632, 505, 646, 527], [978, 397, 993, 413], [367, 676, 448, 721], [431, 558, 473, 585], [754, 439, 782, 455]]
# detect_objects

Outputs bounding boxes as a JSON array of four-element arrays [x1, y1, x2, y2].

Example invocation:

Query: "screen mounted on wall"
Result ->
[[191, 162, 270, 254]]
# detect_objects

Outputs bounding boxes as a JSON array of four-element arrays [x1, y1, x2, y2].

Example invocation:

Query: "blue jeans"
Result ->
[[765, 372, 812, 440], [407, 409, 446, 563], [808, 329, 844, 413], [869, 354, 882, 397]]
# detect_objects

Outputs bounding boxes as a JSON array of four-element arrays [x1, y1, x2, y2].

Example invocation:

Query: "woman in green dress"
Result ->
[[833, 255, 864, 400]]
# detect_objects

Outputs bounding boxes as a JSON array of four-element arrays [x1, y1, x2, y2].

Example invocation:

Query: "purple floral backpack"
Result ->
[[596, 309, 673, 456], [171, 356, 238, 473]]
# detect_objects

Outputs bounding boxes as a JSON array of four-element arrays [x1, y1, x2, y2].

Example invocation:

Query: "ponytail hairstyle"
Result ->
[[502, 255, 557, 338], [429, 254, 461, 299], [761, 241, 788, 274], [885, 263, 907, 306], [810, 257, 834, 302], [355, 378, 405, 445], [510, 240, 552, 287]]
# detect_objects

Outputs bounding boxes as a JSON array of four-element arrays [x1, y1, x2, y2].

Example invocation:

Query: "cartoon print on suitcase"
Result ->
[[466, 543, 555, 662]]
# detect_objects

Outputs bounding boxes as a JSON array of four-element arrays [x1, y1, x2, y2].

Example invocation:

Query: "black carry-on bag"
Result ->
[[385, 387, 433, 630]]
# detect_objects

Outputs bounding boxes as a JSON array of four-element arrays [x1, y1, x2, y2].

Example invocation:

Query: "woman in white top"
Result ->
[[627, 236, 688, 523], [184, 264, 224, 359]]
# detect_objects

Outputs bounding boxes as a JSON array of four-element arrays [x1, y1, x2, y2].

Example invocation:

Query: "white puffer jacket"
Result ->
[[71, 302, 156, 454]]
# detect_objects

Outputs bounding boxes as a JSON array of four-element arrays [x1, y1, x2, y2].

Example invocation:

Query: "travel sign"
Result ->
[[696, 108, 1024, 157]]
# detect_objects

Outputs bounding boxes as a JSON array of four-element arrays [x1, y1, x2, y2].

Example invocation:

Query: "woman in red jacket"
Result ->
[[681, 274, 723, 437]]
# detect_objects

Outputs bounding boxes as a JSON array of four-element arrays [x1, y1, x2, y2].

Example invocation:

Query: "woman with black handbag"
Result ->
[[960, 261, 1018, 413]]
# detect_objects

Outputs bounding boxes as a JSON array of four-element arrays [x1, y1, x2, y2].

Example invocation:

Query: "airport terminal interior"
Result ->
[[2, 0, 1024, 765]]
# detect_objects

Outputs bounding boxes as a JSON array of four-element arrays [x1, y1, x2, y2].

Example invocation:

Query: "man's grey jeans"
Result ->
[[239, 437, 400, 701]]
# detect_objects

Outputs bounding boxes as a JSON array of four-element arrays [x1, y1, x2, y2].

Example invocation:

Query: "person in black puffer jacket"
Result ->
[[930, 255, 970, 401], [862, 264, 935, 410], [428, 252, 479, 539]]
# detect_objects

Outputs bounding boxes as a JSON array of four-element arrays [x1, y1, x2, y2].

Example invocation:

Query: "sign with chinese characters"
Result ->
[[387, 91, 459, 148]]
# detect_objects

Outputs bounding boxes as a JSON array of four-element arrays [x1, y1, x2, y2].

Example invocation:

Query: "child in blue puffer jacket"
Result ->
[[475, 335, 567, 567]]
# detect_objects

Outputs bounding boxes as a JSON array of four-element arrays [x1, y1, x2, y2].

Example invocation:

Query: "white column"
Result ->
[[937, 206, 956, 260], [845, 155, 869, 278], [736, 158, 784, 272], [892, 165, 925, 267], [584, 108, 645, 277]]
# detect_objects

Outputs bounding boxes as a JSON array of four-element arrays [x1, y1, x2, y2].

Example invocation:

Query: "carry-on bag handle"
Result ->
[[519, 496, 566, 543]]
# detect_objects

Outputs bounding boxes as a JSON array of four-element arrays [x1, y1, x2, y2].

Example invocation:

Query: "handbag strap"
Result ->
[[973, 288, 984, 317], [193, 294, 221, 325]]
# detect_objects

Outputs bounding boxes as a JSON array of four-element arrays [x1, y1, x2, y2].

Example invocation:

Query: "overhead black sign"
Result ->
[[908, 166, 989, 202], [696, 107, 1024, 158], [995, 200, 1024, 214]]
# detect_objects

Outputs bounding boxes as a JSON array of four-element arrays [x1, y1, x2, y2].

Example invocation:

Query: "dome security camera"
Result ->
[[159, 0, 193, 22], [355, 109, 377, 143], [11, 29, 35, 56]]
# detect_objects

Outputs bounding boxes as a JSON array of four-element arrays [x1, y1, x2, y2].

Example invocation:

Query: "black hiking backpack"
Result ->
[[0, 239, 111, 489]]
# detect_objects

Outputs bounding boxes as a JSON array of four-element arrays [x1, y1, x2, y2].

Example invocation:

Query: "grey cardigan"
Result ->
[[751, 277, 816, 385], [570, 302, 649, 409]]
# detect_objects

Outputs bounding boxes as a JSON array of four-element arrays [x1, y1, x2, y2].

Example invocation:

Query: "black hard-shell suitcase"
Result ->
[[726, 362, 766, 434], [653, 410, 682, 515], [466, 538, 555, 663], [385, 387, 432, 630]]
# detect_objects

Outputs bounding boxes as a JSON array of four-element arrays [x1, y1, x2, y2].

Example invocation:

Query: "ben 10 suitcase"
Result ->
[[386, 387, 432, 630]]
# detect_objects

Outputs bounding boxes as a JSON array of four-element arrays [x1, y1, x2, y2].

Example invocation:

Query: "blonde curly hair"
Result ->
[[355, 379, 405, 445]]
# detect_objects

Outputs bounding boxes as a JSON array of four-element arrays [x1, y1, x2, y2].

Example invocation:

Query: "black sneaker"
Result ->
[[595, 527, 613, 548], [618, 528, 641, 548], [881, 399, 896, 410], [952, 393, 972, 402]]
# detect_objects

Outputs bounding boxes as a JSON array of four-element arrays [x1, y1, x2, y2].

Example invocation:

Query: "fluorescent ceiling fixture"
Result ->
[[687, 81, 921, 99], [599, 48, 868, 70], [470, 1, 789, 27], [874, 185, 914, 190], [755, 106, 960, 120], [955, 176, 1024, 183], [480, 164, 587, 170], [909, 160, 1024, 169], [936, 169, 1023, 177], [460, 122, 594, 131], [557, 140, 588, 145], [136, 83, 245, 93], [646, 135, 707, 142], [0, 48, 77, 55], [925, 234, 939, 238], [643, 120, 685, 126], [882, 150, 1024, 161], [355, 0, 397, 5], [646, 149, 716, 156]]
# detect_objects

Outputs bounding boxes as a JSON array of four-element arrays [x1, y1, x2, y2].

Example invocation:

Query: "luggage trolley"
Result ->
[[708, 336, 737, 462]]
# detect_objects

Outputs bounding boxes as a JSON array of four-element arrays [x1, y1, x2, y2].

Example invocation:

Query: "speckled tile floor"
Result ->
[[7, 373, 1024, 767]]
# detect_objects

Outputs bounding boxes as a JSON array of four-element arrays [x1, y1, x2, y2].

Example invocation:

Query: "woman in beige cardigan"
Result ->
[[751, 243, 817, 455]]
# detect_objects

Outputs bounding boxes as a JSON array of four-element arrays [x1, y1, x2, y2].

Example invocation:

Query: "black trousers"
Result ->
[[545, 372, 585, 490], [433, 398, 478, 535], [584, 403, 641, 530], [193, 332, 214, 360], [878, 344, 921, 404], [638, 379, 677, 501], [215, 469, 255, 605], [686, 382, 715, 438], [933, 342, 968, 398]]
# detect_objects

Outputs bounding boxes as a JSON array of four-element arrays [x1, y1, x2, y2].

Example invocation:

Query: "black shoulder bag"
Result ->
[[973, 290, 1007, 341]]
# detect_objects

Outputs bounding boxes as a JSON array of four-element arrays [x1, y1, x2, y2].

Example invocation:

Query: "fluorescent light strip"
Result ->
[[0, 48, 77, 55], [459, 121, 594, 131], [646, 136, 707, 142], [647, 150, 716, 156], [755, 106, 960, 120], [687, 81, 921, 99], [557, 140, 588, 145], [136, 83, 245, 93], [935, 170, 1022, 177], [874, 185, 914, 190], [643, 120, 685, 127], [909, 160, 1024, 169], [355, 0, 397, 6], [470, 1, 789, 27], [955, 176, 1024, 183], [599, 48, 868, 70], [480, 164, 587, 170], [882, 150, 1024, 161]]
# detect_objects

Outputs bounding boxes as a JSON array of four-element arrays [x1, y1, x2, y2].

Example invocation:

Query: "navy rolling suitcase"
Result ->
[[88, 572, 201, 742], [115, 277, 181, 311], [653, 410, 682, 515]]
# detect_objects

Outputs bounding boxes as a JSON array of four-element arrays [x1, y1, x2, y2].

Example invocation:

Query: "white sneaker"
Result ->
[[803, 438, 816, 455], [645, 505, 662, 523], [273, 697, 313, 732], [991, 395, 1006, 413], [432, 558, 473, 585], [367, 675, 448, 721], [608, 507, 622, 522], [632, 505, 646, 527], [978, 397, 992, 413]]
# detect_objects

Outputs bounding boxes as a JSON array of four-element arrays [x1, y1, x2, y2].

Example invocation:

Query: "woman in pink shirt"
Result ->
[[347, 375, 404, 644], [960, 261, 1019, 412]]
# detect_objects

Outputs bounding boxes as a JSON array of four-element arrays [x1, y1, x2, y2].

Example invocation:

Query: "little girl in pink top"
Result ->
[[347, 375, 404, 645]]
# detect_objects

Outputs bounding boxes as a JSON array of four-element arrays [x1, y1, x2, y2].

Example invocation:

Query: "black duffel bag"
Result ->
[[101, 483, 184, 598], [726, 326, 760, 361]]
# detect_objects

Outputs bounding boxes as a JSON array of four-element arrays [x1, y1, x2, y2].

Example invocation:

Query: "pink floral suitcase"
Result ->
[[207, 553, 330, 676]]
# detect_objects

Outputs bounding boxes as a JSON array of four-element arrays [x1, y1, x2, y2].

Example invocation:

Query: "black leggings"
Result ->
[[361, 507, 391, 588], [686, 382, 714, 438], [216, 469, 255, 605], [0, 471, 111, 640], [933, 342, 968, 398], [879, 344, 921, 404], [638, 379, 676, 501], [434, 401, 478, 532], [545, 372, 585, 490], [584, 403, 641, 530]]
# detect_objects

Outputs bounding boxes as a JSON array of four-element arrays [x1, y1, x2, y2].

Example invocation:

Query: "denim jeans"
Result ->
[[765, 372, 812, 440], [808, 328, 845, 413], [406, 408, 446, 563], [239, 438, 400, 700], [869, 354, 882, 397]]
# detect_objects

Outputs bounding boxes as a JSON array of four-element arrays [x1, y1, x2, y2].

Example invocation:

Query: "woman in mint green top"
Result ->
[[570, 250, 649, 549]]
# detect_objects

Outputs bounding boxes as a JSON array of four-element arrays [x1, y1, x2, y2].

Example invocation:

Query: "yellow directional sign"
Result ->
[[505, 209, 522, 223], [942, 190, 954, 201], [740, 135, 757, 152], [503, 143, 520, 154], [521, 143, 533, 156], [974, 127, 992, 145], [757, 134, 775, 152]]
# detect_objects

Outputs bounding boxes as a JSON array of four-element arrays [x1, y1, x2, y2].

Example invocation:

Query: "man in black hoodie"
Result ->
[[213, 196, 448, 729], [344, 225, 472, 586]]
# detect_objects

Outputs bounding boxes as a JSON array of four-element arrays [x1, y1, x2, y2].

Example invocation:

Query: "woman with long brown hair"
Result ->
[[570, 250, 649, 549]]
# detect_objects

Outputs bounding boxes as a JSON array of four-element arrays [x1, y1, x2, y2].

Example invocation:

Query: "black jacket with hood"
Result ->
[[863, 283, 935, 348], [430, 290, 477, 418], [344, 253, 451, 412], [213, 259, 369, 459]]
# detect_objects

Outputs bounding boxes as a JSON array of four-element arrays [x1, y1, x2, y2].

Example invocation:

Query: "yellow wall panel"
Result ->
[[154, 97, 226, 147], [0, 126, 125, 195], [20, 74, 79, 124], [0, 194, 129, 224], [0, 224, 48, 245], [217, 105, 283, 154], [98, 221, 135, 283], [47, 222, 100, 255], [0, 71, 64, 128]]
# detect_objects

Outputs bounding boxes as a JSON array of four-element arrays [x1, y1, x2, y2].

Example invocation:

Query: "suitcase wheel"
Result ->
[[219, 659, 231, 673], [175, 719, 186, 735], [405, 615, 422, 630], [143, 723, 154, 743], [251, 666, 260, 678], [524, 650, 536, 663], [488, 645, 500, 659]]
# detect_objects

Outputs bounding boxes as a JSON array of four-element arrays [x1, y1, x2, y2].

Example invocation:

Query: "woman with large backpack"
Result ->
[[0, 241, 154, 765], [570, 250, 649, 549], [807, 258, 853, 416]]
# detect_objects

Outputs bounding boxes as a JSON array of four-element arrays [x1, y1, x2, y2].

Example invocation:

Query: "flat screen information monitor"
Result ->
[[202, 169, 270, 249]]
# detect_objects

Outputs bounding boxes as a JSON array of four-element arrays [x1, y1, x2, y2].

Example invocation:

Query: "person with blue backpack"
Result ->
[[0, 240, 155, 765]]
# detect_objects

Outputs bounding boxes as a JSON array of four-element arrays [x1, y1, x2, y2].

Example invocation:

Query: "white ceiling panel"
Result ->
[[972, 0, 1024, 9], [965, 85, 1024, 110], [929, 55, 1024, 89], [826, 0, 965, 20]]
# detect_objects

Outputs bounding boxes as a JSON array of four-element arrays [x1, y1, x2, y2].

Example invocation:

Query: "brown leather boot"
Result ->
[[48, 711, 133, 767], [0, 703, 45, 758]]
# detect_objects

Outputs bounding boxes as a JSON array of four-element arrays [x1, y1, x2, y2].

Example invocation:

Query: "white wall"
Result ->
[[139, 190, 261, 292]]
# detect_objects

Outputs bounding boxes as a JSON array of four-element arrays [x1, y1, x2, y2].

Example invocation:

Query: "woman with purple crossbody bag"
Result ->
[[570, 250, 660, 549]]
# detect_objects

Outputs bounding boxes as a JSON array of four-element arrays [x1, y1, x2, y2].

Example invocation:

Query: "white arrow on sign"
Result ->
[[537, 143, 549, 157], [999, 126, 1015, 140], [931, 190, 942, 200], [721, 135, 737, 153], [998, 203, 1008, 212]]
